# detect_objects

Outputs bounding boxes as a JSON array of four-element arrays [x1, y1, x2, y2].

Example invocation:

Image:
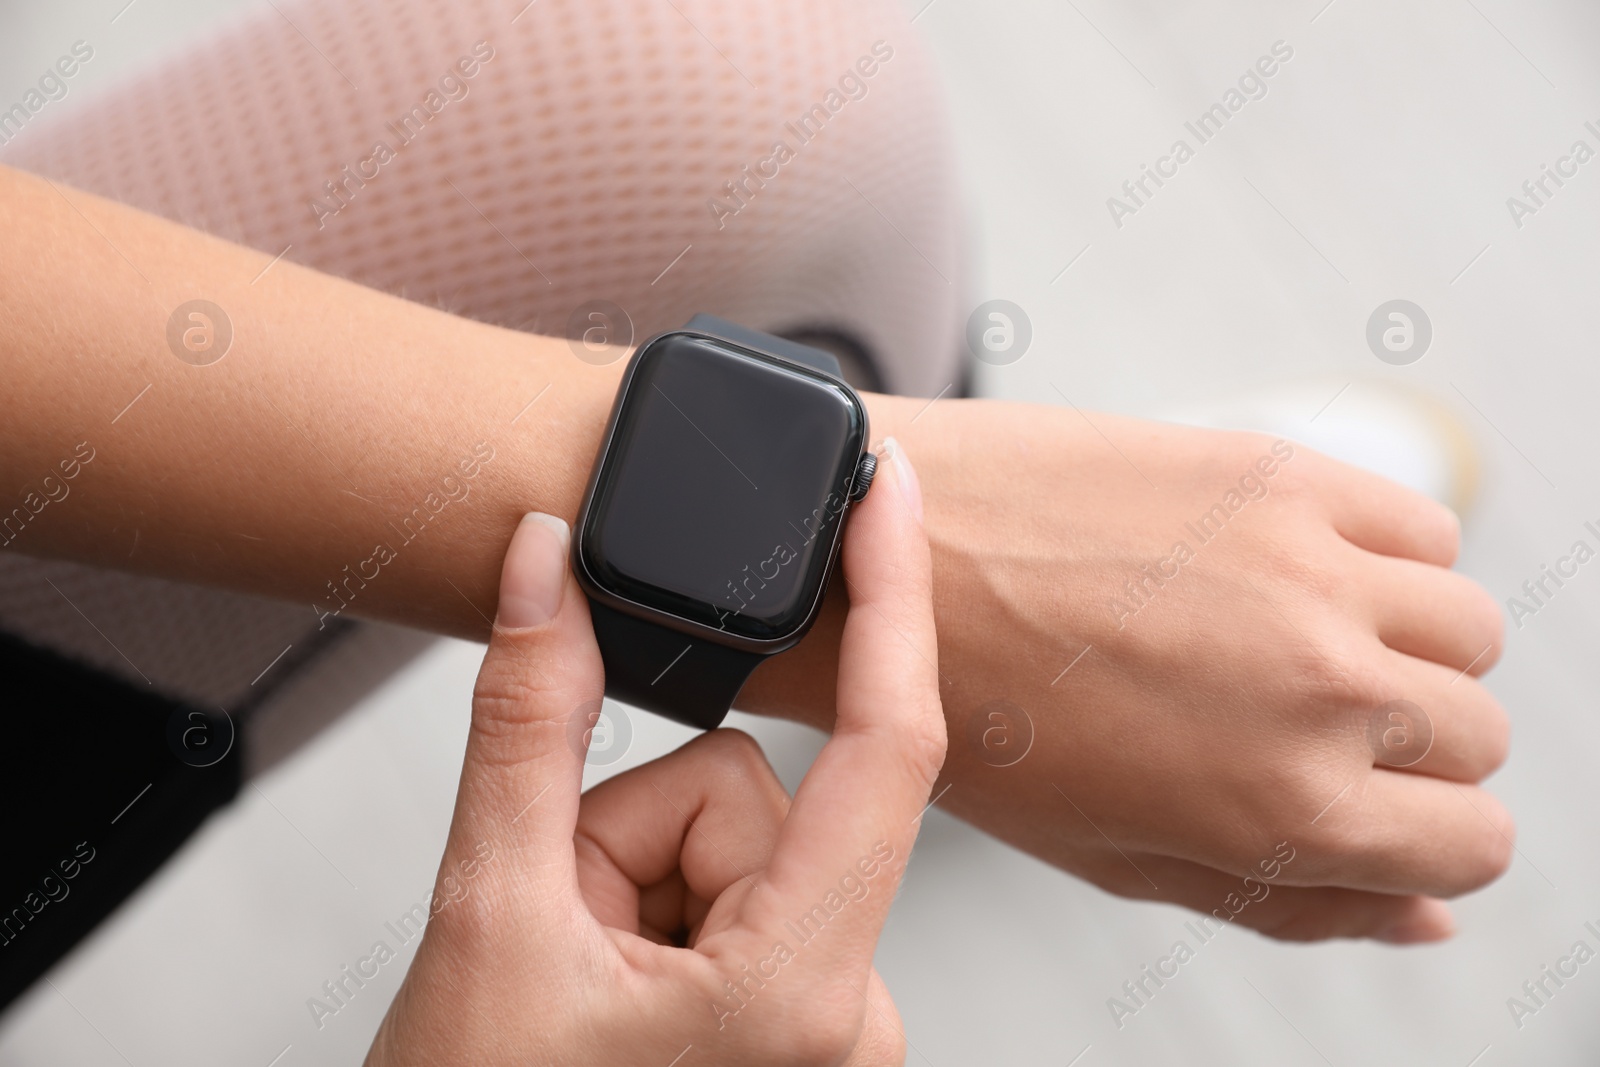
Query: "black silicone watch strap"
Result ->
[[588, 602, 763, 731], [586, 316, 842, 732], [683, 314, 843, 378]]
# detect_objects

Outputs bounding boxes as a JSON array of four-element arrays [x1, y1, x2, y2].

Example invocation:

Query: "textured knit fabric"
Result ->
[[0, 0, 964, 751]]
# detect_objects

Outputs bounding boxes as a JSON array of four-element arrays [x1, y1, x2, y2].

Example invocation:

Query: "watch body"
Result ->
[[573, 317, 873, 729]]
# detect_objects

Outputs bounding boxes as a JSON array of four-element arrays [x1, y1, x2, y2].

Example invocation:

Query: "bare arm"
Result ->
[[3, 164, 1515, 944], [3, 164, 604, 625], [1, 164, 907, 689]]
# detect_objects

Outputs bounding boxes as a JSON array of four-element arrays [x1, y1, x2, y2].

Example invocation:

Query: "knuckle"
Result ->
[[1270, 766, 1370, 861], [781, 999, 863, 1066], [1304, 808, 1365, 863], [697, 728, 780, 786], [467, 655, 580, 764], [471, 653, 546, 720], [1241, 431, 1310, 492], [1281, 795, 1367, 871], [1294, 634, 1380, 719], [1249, 771, 1354, 861], [471, 642, 593, 726], [869, 708, 947, 790], [1256, 538, 1346, 607], [1269, 449, 1314, 495], [905, 715, 949, 787], [699, 725, 765, 763]]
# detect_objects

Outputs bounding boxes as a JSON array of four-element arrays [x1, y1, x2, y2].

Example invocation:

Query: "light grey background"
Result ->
[[3, 0, 1599, 1063]]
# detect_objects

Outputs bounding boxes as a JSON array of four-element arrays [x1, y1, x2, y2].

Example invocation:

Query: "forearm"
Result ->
[[3, 165, 608, 631], [0, 165, 906, 721], [3, 171, 1511, 944]]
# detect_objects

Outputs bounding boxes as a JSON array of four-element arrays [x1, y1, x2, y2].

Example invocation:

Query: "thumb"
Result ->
[[451, 511, 602, 891]]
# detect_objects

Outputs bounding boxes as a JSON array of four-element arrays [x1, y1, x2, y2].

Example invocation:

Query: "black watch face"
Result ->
[[580, 333, 867, 642]]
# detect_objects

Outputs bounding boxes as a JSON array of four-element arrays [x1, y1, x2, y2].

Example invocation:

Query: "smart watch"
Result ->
[[573, 315, 877, 731]]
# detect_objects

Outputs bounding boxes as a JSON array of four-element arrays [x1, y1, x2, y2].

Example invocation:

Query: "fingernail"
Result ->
[[496, 512, 569, 629], [883, 437, 923, 525]]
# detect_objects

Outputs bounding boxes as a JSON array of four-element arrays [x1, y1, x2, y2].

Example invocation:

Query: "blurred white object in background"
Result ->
[[1159, 379, 1481, 514]]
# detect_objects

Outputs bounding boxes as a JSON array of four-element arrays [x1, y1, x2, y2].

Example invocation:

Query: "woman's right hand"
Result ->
[[367, 440, 944, 1066]]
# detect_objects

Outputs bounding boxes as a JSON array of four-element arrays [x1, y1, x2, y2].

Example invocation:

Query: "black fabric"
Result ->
[[772, 326, 888, 394], [0, 631, 241, 1012], [587, 601, 762, 731]]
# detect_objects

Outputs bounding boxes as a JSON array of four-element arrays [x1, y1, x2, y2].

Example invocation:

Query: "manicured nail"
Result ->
[[496, 512, 569, 628], [883, 437, 923, 525]]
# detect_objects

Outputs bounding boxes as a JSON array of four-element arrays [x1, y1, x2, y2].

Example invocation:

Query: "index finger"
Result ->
[[1317, 447, 1462, 567], [754, 438, 946, 962]]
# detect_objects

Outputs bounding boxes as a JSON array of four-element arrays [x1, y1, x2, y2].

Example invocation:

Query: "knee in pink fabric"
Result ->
[[4, 0, 966, 394]]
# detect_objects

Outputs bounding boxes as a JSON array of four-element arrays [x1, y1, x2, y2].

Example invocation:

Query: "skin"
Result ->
[[366, 446, 944, 1065], [0, 165, 1511, 945]]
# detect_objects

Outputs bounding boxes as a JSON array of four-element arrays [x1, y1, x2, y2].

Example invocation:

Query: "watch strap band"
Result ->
[[588, 601, 763, 732], [585, 315, 840, 732], [683, 314, 843, 378]]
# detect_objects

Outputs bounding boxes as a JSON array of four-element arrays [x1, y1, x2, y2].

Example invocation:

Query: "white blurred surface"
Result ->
[[4, 0, 1600, 1064]]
